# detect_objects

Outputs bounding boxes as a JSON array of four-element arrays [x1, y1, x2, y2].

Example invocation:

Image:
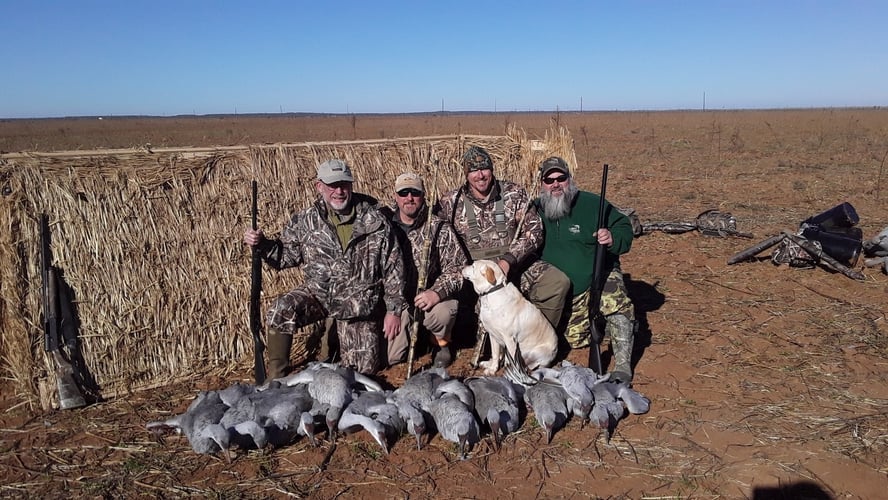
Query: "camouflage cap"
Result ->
[[462, 146, 493, 173]]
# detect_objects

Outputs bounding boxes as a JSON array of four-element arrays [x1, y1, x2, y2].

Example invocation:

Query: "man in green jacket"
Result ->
[[535, 156, 637, 383]]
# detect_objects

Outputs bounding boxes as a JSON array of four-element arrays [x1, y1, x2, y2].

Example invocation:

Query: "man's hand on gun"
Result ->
[[244, 228, 263, 247]]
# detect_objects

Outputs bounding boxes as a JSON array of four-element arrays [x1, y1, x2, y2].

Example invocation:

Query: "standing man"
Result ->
[[434, 146, 570, 358], [534, 156, 637, 383], [243, 159, 405, 376], [382, 173, 470, 368]]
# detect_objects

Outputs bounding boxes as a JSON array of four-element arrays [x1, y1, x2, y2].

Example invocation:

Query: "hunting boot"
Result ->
[[606, 313, 635, 383], [265, 328, 293, 380]]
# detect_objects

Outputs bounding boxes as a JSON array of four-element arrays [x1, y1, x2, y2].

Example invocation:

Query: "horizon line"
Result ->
[[2, 105, 885, 121]]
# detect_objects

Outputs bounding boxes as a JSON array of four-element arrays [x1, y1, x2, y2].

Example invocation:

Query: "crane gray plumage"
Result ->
[[465, 376, 522, 450], [146, 390, 230, 455], [338, 390, 404, 454], [523, 378, 570, 444], [277, 362, 380, 439], [557, 360, 611, 424], [220, 381, 317, 448], [217, 380, 257, 407], [425, 380, 480, 459], [390, 395, 427, 450], [590, 383, 625, 441], [502, 344, 570, 444], [391, 367, 449, 448]]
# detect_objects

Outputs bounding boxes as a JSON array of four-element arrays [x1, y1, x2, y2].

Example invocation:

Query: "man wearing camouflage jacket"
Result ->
[[243, 159, 406, 376], [382, 173, 470, 368], [434, 146, 570, 354]]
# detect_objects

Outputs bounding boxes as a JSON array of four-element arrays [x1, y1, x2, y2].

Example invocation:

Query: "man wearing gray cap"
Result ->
[[243, 159, 406, 376], [434, 146, 570, 369], [381, 172, 469, 368], [535, 156, 637, 383]]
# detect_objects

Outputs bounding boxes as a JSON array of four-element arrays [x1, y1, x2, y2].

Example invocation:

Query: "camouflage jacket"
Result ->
[[258, 193, 406, 320], [434, 179, 543, 270], [380, 204, 470, 303]]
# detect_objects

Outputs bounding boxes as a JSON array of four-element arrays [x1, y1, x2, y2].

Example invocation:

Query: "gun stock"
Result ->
[[40, 214, 86, 409], [250, 181, 267, 384], [587, 164, 608, 374]]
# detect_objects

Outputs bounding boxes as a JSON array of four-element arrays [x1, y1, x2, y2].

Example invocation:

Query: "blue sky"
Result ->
[[1, 1, 885, 118]]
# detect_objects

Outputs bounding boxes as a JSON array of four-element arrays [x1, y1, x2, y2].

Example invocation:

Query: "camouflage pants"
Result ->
[[267, 285, 382, 374], [564, 269, 635, 349]]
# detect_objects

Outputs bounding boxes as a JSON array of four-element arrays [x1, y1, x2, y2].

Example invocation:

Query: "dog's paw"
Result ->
[[480, 360, 498, 375]]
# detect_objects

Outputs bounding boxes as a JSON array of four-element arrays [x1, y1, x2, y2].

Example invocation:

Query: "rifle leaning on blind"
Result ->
[[40, 214, 86, 410], [405, 168, 439, 378], [587, 164, 609, 374], [249, 180, 267, 385]]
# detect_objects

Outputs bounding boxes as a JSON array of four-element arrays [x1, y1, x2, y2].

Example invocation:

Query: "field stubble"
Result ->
[[1, 109, 886, 498]]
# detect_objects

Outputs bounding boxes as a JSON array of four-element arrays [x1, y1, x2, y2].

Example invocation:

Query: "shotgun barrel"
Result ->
[[587, 164, 608, 374], [250, 181, 267, 384]]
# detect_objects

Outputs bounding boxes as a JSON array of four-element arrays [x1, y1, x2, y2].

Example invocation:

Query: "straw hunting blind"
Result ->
[[0, 125, 577, 410]]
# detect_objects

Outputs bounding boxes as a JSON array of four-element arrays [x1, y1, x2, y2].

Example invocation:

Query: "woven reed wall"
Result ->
[[0, 124, 576, 410]]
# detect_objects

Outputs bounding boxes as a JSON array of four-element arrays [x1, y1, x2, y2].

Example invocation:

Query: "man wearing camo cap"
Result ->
[[434, 146, 570, 363], [534, 156, 637, 383], [243, 159, 406, 376]]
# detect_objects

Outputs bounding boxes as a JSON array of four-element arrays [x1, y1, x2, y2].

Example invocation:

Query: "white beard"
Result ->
[[539, 181, 578, 220]]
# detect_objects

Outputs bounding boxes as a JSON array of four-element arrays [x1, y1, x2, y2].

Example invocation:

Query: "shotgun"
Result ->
[[587, 164, 608, 374], [40, 214, 86, 409], [407, 168, 438, 377], [250, 180, 267, 384]]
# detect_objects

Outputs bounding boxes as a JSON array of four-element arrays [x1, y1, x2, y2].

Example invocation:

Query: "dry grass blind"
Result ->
[[0, 124, 576, 410]]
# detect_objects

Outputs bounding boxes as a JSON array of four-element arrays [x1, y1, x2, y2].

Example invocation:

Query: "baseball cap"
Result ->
[[539, 156, 570, 179], [316, 159, 354, 184], [394, 172, 424, 193]]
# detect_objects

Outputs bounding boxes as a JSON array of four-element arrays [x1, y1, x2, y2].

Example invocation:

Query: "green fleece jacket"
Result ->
[[535, 191, 634, 296]]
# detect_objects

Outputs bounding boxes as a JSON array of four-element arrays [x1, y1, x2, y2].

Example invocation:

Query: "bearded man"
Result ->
[[243, 159, 405, 376], [534, 157, 637, 383]]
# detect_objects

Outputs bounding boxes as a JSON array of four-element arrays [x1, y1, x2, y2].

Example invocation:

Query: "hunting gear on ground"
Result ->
[[641, 209, 753, 238], [728, 201, 866, 281], [534, 156, 637, 383], [433, 146, 570, 369], [381, 172, 470, 372], [243, 159, 406, 376]]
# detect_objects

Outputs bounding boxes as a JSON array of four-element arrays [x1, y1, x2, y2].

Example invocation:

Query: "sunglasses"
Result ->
[[397, 188, 423, 198], [543, 174, 569, 185]]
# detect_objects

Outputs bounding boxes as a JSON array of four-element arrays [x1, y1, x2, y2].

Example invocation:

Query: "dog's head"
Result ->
[[462, 260, 506, 294]]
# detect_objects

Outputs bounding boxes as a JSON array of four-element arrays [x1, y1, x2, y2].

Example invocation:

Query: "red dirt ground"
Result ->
[[1, 109, 886, 498]]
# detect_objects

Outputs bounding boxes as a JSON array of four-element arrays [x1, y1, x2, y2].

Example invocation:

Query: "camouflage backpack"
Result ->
[[771, 237, 821, 268], [695, 209, 738, 237]]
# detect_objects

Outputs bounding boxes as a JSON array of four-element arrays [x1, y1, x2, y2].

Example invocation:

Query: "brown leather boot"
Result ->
[[265, 329, 293, 380]]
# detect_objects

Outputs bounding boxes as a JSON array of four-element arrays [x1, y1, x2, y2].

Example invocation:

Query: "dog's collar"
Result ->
[[478, 282, 506, 297]]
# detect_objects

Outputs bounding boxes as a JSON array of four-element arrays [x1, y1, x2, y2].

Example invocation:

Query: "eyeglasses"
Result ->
[[543, 174, 569, 185], [397, 188, 423, 198]]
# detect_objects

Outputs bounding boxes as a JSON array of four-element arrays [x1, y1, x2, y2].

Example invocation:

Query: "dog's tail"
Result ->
[[503, 344, 538, 387]]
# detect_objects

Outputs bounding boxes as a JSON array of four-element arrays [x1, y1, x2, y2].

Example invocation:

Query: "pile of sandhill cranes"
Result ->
[[147, 355, 650, 459]]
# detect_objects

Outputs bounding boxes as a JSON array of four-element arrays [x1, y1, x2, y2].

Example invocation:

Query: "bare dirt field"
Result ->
[[1, 109, 887, 498]]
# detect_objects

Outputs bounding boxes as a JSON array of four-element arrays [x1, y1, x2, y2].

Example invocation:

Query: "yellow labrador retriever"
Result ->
[[462, 260, 558, 375]]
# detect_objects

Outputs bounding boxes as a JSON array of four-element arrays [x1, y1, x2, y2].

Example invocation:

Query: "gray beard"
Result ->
[[539, 181, 578, 220]]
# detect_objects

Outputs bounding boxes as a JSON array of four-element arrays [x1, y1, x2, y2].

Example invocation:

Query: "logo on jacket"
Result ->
[[569, 224, 581, 234]]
